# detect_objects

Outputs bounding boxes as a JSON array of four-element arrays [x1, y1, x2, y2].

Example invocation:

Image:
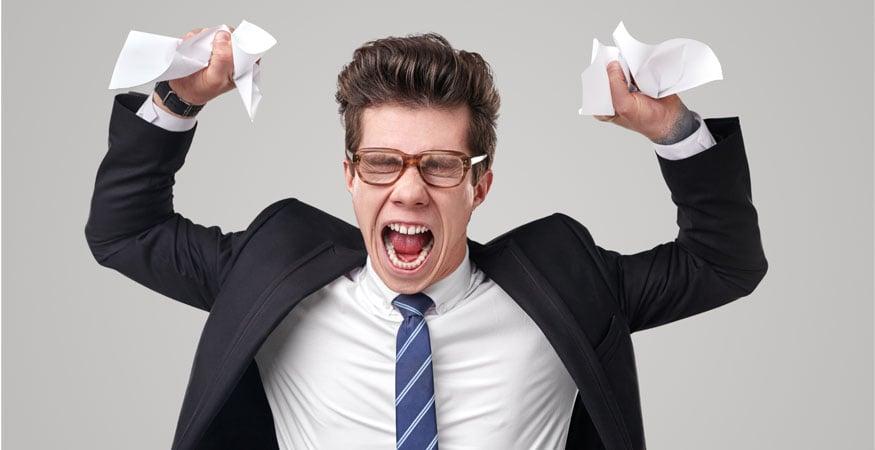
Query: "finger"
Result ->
[[593, 114, 616, 122], [606, 61, 634, 115]]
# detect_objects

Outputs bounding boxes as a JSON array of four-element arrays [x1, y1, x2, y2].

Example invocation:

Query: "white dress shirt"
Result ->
[[133, 94, 717, 448], [254, 247, 579, 449]]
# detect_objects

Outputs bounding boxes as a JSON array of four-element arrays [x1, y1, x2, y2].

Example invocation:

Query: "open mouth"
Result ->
[[381, 223, 435, 272]]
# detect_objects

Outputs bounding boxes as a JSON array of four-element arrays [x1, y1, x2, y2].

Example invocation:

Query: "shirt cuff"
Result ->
[[135, 92, 198, 132], [651, 111, 717, 160]]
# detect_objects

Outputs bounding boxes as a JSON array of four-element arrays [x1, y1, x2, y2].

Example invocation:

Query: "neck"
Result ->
[[428, 239, 467, 287]]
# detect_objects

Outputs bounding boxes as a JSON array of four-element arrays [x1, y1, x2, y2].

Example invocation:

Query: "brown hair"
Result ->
[[335, 32, 500, 185]]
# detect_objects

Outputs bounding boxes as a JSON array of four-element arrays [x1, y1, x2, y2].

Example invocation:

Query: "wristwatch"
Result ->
[[154, 80, 205, 117]]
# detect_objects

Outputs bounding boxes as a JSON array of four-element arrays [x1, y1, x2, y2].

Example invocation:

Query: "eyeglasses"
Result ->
[[348, 147, 488, 188]]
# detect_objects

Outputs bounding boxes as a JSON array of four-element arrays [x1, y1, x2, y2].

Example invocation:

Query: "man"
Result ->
[[85, 28, 767, 450]]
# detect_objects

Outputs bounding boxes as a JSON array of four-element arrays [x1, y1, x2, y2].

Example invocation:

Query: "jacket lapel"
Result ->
[[173, 241, 367, 450], [469, 238, 633, 450]]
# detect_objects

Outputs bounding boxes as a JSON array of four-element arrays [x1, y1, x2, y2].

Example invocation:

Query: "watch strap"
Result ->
[[154, 80, 205, 117]]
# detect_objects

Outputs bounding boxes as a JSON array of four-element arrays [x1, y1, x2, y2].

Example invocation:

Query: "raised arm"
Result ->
[[84, 27, 267, 312], [584, 61, 768, 332]]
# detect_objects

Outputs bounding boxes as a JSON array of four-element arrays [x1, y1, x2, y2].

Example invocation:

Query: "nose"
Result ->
[[389, 165, 430, 207]]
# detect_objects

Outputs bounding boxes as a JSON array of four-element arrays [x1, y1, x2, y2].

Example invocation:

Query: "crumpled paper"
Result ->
[[108, 20, 277, 121], [579, 21, 723, 116]]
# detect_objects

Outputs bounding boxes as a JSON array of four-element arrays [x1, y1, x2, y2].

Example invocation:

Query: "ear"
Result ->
[[472, 169, 493, 210], [343, 159, 355, 194]]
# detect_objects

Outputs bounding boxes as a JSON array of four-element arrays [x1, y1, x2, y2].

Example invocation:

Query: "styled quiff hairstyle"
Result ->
[[335, 32, 500, 185]]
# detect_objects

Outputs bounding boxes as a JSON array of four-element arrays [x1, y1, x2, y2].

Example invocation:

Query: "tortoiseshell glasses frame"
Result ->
[[347, 147, 488, 188]]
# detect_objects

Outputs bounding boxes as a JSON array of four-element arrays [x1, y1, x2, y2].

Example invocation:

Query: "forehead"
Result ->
[[359, 103, 471, 154]]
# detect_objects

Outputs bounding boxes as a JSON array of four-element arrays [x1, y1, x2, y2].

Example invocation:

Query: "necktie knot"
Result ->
[[392, 293, 434, 319]]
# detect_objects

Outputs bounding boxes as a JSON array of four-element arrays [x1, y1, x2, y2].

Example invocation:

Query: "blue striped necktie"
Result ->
[[392, 293, 439, 450]]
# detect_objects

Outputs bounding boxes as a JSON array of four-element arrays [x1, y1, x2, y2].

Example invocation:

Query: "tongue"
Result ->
[[389, 230, 431, 260]]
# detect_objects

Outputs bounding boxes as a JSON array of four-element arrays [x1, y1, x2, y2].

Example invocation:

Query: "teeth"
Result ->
[[384, 233, 434, 270], [387, 223, 430, 235]]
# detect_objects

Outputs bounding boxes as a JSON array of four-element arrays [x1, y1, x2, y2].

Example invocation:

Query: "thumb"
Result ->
[[606, 60, 633, 115], [208, 31, 235, 81]]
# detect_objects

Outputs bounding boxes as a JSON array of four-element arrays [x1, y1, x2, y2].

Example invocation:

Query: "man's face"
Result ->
[[343, 103, 493, 294]]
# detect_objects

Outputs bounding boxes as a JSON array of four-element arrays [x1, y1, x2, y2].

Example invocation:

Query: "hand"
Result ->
[[594, 61, 699, 145], [163, 26, 246, 106]]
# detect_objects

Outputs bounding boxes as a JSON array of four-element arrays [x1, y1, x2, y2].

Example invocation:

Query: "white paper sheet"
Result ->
[[579, 21, 723, 116], [108, 20, 277, 121]]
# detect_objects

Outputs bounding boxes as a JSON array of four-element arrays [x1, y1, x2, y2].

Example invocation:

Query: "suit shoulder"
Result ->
[[247, 197, 299, 233], [495, 212, 596, 249], [251, 197, 361, 244], [550, 212, 597, 247]]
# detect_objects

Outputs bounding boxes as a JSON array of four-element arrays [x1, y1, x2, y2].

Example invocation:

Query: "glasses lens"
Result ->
[[358, 152, 403, 184], [421, 154, 465, 187]]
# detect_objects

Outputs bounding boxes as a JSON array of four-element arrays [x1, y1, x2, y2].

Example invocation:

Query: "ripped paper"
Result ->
[[579, 21, 723, 116], [108, 20, 277, 121]]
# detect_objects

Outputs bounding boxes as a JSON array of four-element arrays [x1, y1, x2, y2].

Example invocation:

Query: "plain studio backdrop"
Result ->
[[2, 0, 872, 449]]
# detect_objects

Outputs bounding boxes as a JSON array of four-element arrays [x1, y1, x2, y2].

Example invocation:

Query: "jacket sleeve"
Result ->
[[575, 117, 768, 333], [84, 92, 277, 312]]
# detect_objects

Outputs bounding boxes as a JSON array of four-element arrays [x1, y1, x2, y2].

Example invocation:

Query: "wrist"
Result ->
[[649, 107, 700, 145], [151, 91, 190, 119], [153, 80, 205, 118], [168, 79, 209, 106]]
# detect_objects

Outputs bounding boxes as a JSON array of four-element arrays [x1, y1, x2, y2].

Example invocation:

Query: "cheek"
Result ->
[[351, 187, 387, 230], [437, 192, 475, 236]]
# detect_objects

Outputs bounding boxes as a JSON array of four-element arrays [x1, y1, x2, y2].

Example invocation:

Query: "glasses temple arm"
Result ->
[[470, 154, 488, 165]]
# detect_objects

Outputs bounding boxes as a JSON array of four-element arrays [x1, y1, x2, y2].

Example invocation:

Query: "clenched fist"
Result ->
[[594, 61, 699, 145], [154, 26, 260, 116]]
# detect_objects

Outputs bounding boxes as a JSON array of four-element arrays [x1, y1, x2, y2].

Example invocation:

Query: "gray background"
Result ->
[[3, 0, 873, 448]]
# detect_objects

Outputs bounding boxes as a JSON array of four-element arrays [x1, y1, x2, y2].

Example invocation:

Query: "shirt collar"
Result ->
[[361, 245, 473, 316]]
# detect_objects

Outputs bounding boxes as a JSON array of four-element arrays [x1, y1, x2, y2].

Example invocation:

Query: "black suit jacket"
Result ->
[[85, 92, 767, 450]]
